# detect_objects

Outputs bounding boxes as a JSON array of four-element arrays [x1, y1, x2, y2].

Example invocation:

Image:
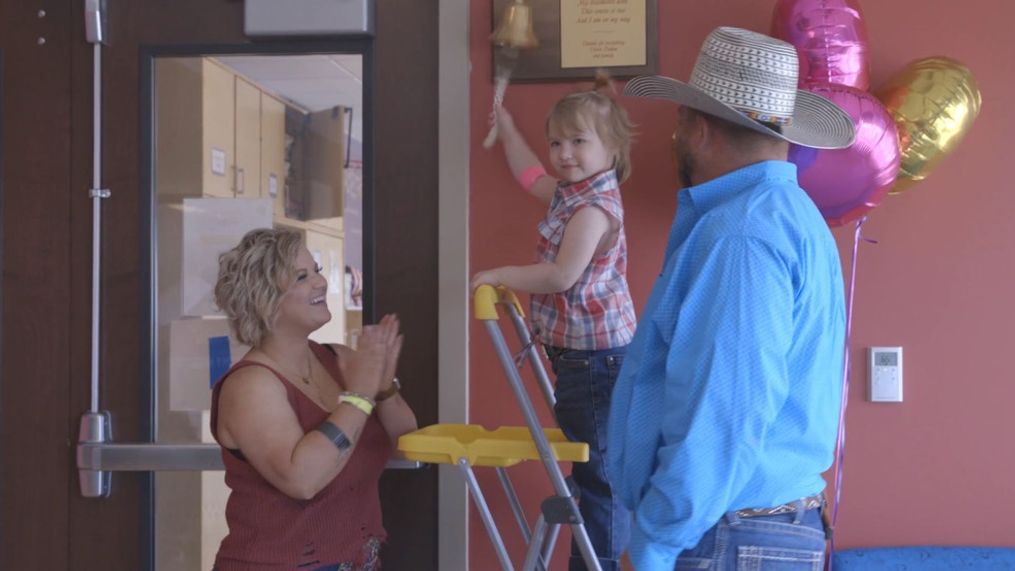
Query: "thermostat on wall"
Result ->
[[868, 346, 903, 403]]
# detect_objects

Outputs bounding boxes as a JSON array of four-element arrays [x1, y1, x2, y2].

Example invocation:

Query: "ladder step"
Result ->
[[397, 423, 589, 467]]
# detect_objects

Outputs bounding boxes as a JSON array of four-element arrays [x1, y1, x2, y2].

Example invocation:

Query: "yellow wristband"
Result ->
[[339, 392, 375, 416]]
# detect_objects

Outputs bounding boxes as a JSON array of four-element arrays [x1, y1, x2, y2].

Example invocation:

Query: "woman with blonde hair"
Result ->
[[210, 227, 417, 571]]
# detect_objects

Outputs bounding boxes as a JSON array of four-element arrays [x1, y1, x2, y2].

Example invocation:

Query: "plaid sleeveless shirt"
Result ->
[[530, 169, 636, 350]]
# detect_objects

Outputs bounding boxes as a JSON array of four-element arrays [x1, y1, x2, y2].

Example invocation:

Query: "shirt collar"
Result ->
[[682, 160, 797, 213], [558, 169, 618, 197]]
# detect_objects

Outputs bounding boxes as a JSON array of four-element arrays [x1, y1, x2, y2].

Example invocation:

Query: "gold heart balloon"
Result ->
[[877, 57, 981, 194]]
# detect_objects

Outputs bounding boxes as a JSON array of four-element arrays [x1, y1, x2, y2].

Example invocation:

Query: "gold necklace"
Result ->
[[298, 351, 313, 385], [264, 347, 314, 385]]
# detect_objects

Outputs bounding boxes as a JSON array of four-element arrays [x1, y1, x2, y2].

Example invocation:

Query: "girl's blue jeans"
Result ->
[[546, 344, 631, 571]]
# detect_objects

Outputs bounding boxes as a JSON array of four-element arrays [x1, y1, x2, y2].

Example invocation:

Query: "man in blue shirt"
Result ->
[[608, 27, 856, 569]]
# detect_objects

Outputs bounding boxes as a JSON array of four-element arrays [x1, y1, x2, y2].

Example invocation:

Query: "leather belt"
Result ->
[[734, 493, 825, 519]]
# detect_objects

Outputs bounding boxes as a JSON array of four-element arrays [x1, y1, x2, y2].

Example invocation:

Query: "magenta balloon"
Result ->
[[772, 0, 871, 91], [789, 85, 901, 226]]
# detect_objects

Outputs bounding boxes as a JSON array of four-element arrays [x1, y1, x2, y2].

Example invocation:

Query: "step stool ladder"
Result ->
[[397, 285, 602, 571]]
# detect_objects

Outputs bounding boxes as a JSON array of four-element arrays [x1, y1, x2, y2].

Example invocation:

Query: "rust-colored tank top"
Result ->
[[210, 342, 392, 570]]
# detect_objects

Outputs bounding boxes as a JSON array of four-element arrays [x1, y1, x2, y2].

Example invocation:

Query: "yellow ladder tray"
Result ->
[[398, 423, 589, 467]]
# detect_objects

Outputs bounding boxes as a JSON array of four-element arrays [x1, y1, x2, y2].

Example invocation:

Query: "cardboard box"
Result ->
[[180, 197, 273, 317]]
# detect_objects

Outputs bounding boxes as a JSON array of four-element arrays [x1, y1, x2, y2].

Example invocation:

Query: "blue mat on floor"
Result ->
[[833, 546, 1015, 570]]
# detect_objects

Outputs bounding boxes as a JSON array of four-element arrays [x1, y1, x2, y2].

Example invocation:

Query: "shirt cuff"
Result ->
[[628, 522, 682, 571]]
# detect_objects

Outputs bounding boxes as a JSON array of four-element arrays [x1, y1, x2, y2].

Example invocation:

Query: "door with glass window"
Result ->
[[0, 1, 439, 569]]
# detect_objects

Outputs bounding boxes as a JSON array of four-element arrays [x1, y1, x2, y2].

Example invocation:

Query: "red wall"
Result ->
[[468, 1, 1015, 568]]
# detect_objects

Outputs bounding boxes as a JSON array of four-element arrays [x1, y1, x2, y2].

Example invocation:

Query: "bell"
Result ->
[[491, 0, 539, 50]]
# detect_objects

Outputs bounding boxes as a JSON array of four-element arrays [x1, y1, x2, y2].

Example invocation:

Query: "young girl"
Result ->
[[471, 75, 636, 571]]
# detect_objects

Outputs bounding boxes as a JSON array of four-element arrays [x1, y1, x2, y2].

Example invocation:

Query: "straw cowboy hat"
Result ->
[[625, 26, 856, 149]]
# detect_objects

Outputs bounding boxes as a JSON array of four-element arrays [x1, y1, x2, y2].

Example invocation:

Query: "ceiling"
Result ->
[[216, 54, 363, 141]]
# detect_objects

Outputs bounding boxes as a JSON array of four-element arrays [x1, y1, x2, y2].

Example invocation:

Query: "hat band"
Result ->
[[741, 109, 793, 127]]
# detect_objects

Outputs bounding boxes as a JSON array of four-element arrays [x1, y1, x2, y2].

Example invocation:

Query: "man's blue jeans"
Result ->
[[675, 504, 827, 570], [547, 345, 631, 571]]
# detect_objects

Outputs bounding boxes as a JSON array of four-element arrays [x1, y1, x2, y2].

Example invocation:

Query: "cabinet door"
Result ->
[[200, 60, 235, 198], [234, 76, 261, 198], [303, 107, 345, 225], [260, 93, 287, 218], [154, 59, 202, 198]]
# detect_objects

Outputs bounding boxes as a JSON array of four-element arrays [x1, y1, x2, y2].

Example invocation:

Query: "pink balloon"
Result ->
[[789, 85, 901, 227], [772, 0, 871, 91]]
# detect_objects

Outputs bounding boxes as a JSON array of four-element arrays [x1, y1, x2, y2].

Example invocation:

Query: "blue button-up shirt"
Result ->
[[607, 161, 845, 570]]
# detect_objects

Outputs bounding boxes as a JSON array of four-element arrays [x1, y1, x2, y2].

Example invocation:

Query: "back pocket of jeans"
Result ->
[[736, 545, 822, 571]]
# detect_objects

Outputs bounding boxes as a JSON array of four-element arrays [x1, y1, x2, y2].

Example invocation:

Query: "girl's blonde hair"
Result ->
[[546, 71, 636, 183], [214, 227, 304, 347]]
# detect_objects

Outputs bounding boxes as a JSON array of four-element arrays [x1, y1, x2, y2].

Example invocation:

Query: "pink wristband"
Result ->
[[517, 165, 548, 192]]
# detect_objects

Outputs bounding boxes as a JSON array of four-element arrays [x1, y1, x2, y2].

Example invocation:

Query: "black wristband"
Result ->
[[316, 420, 352, 451]]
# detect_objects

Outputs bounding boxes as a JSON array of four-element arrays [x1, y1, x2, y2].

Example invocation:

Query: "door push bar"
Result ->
[[77, 411, 423, 498]]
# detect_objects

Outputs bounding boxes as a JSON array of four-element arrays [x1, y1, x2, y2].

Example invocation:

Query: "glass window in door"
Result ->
[[151, 53, 366, 571]]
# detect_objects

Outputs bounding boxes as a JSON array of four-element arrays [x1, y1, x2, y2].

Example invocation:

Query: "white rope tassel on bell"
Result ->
[[483, 69, 511, 149], [485, 0, 536, 150]]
